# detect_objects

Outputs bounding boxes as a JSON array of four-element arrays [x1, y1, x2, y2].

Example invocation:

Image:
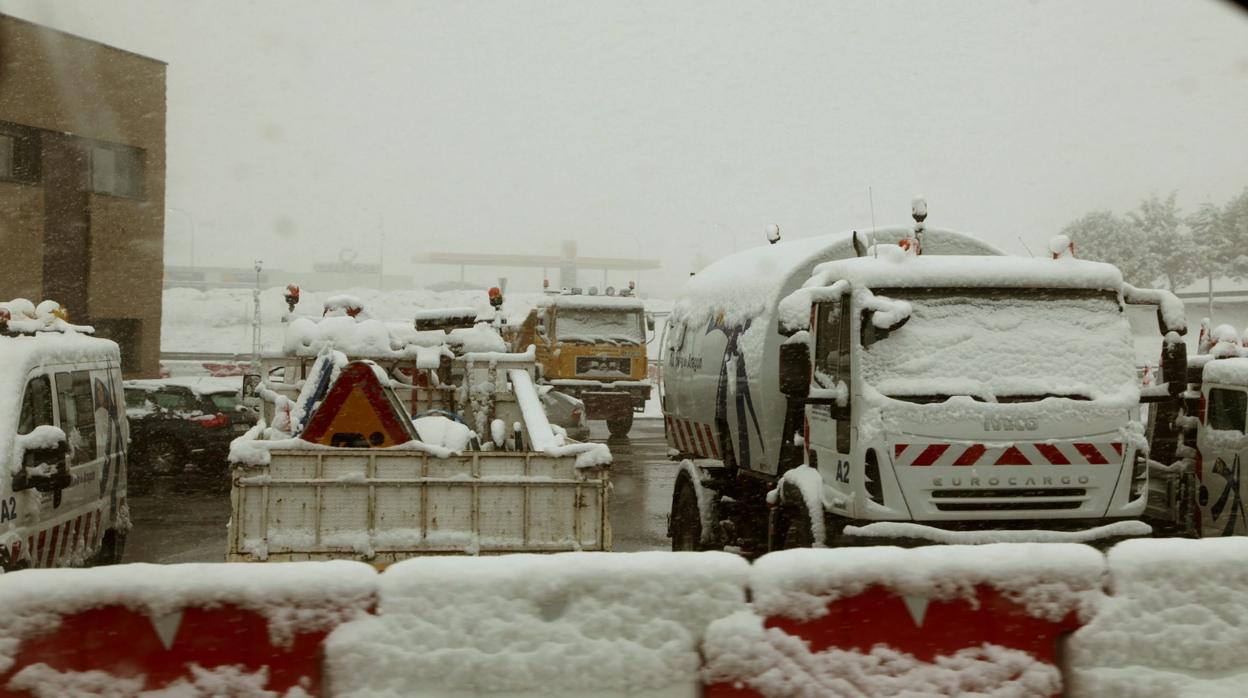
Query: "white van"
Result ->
[[0, 300, 130, 570]]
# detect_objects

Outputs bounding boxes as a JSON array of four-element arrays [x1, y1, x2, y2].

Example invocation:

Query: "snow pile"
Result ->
[[702, 611, 1061, 698], [8, 664, 312, 698], [284, 316, 396, 357], [749, 545, 1105, 623], [412, 415, 474, 452], [1067, 538, 1248, 698], [324, 552, 750, 697], [0, 562, 377, 674], [0, 298, 95, 335]]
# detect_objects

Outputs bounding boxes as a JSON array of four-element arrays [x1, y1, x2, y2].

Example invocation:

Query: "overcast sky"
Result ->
[[3, 0, 1247, 295]]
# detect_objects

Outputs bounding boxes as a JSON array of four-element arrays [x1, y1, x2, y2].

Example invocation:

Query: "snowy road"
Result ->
[[122, 418, 676, 564]]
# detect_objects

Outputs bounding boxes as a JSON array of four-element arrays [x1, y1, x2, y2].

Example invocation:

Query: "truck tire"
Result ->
[[607, 412, 634, 437], [671, 478, 704, 551], [781, 503, 816, 549]]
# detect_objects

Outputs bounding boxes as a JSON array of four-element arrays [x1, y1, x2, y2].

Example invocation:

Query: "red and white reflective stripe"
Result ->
[[21, 508, 108, 568], [893, 442, 1124, 467], [664, 416, 721, 459]]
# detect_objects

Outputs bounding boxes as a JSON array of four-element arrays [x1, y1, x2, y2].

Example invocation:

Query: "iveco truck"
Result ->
[[664, 204, 1186, 552]]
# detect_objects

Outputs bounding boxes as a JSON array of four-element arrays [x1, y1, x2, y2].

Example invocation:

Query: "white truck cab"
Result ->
[[0, 300, 130, 570], [788, 254, 1151, 540]]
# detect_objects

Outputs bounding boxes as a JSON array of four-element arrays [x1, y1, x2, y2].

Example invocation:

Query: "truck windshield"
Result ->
[[860, 288, 1136, 403], [556, 309, 644, 344]]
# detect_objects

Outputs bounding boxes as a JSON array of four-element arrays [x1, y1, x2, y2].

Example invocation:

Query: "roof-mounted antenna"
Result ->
[[1017, 236, 1036, 258]]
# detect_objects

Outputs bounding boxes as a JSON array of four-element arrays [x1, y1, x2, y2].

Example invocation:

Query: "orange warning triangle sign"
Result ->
[[300, 361, 418, 448]]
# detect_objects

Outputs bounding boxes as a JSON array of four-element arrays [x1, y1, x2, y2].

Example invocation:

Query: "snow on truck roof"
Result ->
[[671, 225, 1001, 326], [804, 254, 1125, 292], [1203, 357, 1248, 386], [537, 294, 646, 311]]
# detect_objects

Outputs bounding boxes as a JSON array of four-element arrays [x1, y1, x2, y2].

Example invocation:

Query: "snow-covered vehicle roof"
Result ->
[[801, 254, 1125, 292], [671, 225, 1000, 328], [124, 376, 242, 396], [1202, 357, 1248, 386], [537, 294, 646, 311], [282, 316, 506, 359]]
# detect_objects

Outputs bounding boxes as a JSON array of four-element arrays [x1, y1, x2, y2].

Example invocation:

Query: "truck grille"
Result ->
[[931, 488, 1087, 512], [576, 356, 631, 376]]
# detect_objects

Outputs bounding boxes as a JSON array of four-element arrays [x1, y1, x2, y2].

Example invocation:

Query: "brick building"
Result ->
[[0, 13, 166, 376]]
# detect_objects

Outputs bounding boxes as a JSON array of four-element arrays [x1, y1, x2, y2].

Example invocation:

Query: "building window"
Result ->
[[0, 122, 40, 184], [90, 144, 144, 198], [0, 134, 13, 179]]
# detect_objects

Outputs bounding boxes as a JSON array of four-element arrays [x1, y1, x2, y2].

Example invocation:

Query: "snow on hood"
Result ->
[[124, 376, 242, 396]]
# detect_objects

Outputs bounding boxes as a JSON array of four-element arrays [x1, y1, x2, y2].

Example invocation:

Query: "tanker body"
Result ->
[[664, 214, 1186, 552]]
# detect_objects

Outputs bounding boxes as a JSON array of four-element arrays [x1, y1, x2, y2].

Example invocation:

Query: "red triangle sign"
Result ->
[[300, 361, 417, 448]]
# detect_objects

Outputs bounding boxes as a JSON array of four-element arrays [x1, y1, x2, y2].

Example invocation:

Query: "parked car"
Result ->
[[123, 377, 255, 492]]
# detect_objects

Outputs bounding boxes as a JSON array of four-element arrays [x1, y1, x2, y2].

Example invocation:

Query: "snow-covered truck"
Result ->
[[665, 206, 1186, 551], [510, 291, 652, 437], [1144, 330, 1248, 539], [227, 308, 612, 562]]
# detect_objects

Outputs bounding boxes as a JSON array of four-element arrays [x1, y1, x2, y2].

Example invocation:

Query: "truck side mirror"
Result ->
[[860, 310, 910, 348], [241, 373, 262, 399], [646, 314, 656, 332], [779, 341, 811, 398], [13, 436, 69, 493], [1162, 338, 1187, 397]]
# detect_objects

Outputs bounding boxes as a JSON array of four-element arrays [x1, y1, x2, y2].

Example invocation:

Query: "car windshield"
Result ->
[[859, 288, 1137, 403], [556, 309, 643, 344], [208, 393, 239, 411]]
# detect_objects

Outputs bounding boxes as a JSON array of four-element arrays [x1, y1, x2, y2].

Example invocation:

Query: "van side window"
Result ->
[[18, 375, 53, 435], [1208, 388, 1247, 432], [55, 371, 97, 463], [815, 299, 846, 386]]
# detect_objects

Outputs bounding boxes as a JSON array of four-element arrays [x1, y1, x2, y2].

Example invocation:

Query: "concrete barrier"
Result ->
[[702, 545, 1105, 698], [0, 541, 1245, 697], [0, 561, 376, 697]]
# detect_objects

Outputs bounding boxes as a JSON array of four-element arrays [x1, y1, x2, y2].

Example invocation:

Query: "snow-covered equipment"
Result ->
[[228, 311, 612, 562], [284, 284, 300, 313], [766, 223, 781, 245], [0, 299, 130, 570], [510, 291, 652, 436], [663, 214, 1185, 553]]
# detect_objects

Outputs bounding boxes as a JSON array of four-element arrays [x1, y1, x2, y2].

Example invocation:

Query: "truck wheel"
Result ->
[[671, 479, 704, 551], [781, 503, 816, 549], [607, 412, 634, 437], [97, 530, 127, 566]]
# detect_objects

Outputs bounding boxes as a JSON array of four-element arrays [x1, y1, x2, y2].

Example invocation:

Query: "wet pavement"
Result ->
[[122, 418, 676, 563]]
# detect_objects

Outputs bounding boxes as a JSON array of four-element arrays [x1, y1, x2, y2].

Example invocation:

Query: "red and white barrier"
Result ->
[[1065, 538, 1248, 697], [324, 552, 750, 698], [0, 561, 376, 697], [702, 545, 1104, 698], [0, 541, 1245, 697]]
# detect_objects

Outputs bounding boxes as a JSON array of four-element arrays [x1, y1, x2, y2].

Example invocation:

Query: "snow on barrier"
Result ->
[[0, 561, 377, 697], [323, 552, 751, 698], [1066, 538, 1248, 698], [702, 545, 1105, 698]]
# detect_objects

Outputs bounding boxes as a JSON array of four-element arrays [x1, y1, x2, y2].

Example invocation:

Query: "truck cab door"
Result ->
[[808, 296, 853, 490], [1197, 385, 1248, 536]]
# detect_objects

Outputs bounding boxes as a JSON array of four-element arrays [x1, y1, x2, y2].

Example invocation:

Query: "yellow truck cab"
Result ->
[[0, 299, 130, 570], [512, 290, 652, 436]]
